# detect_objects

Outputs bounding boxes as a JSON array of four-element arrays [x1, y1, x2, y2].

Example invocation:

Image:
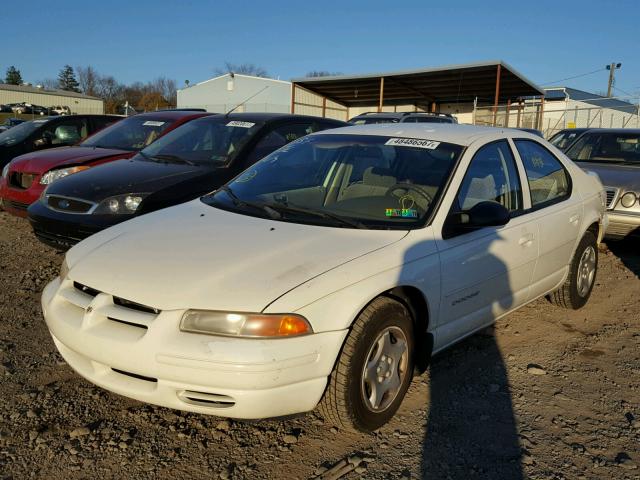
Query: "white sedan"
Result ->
[[41, 124, 606, 432]]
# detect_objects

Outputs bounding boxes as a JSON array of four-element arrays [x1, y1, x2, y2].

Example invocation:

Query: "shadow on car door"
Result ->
[[400, 236, 523, 479]]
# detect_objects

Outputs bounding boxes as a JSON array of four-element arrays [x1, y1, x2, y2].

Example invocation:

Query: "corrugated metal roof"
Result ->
[[0, 83, 102, 100], [291, 60, 544, 106], [544, 87, 638, 114]]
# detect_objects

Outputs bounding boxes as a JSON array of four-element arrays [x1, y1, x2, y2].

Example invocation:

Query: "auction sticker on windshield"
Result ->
[[143, 121, 165, 127], [226, 121, 255, 128], [385, 138, 440, 149], [385, 208, 418, 218]]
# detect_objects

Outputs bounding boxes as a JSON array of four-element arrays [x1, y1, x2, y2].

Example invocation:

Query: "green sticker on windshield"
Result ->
[[386, 208, 418, 218]]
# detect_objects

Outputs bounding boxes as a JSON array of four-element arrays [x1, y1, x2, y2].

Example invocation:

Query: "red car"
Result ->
[[0, 110, 212, 217]]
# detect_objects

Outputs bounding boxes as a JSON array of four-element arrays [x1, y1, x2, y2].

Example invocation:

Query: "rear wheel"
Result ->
[[548, 231, 598, 309], [318, 297, 414, 432]]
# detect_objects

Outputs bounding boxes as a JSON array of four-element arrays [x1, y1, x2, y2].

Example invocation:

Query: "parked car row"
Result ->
[[0, 117, 25, 133], [0, 110, 209, 219], [0, 109, 634, 432], [0, 103, 71, 116]]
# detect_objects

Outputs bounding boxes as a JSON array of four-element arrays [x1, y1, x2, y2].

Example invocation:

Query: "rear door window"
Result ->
[[41, 118, 89, 145], [514, 140, 570, 208]]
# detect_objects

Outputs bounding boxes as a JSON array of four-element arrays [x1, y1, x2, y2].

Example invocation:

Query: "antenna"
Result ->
[[225, 86, 269, 116]]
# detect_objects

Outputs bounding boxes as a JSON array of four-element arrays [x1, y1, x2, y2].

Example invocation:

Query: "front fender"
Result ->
[[264, 230, 441, 334]]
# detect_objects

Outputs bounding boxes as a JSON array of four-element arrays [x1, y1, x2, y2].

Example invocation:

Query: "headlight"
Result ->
[[620, 192, 638, 208], [94, 193, 148, 214], [1, 163, 9, 179], [40, 166, 90, 185], [180, 310, 313, 338], [59, 259, 69, 280]]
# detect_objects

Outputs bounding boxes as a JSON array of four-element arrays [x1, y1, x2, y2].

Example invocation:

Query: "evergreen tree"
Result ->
[[58, 65, 81, 92], [5, 66, 23, 85]]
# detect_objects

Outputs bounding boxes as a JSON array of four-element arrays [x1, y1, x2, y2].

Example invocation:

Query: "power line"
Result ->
[[613, 85, 636, 98], [540, 67, 607, 86]]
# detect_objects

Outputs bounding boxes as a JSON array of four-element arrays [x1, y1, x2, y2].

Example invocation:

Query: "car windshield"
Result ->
[[566, 132, 640, 164], [549, 130, 584, 150], [81, 116, 172, 151], [202, 134, 463, 229], [0, 119, 47, 146], [139, 117, 263, 166]]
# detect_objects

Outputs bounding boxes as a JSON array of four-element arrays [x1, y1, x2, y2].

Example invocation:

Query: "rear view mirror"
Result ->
[[443, 201, 510, 238]]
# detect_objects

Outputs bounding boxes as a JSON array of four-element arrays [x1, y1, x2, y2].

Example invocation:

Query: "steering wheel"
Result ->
[[386, 182, 433, 205]]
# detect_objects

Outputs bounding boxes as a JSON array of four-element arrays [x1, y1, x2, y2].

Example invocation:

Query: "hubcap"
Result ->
[[576, 245, 596, 297], [361, 326, 409, 412]]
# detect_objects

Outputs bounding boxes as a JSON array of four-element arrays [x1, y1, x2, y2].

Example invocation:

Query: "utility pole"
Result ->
[[606, 63, 622, 97]]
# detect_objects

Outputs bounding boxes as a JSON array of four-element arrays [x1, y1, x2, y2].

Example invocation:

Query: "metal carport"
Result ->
[[291, 60, 544, 126]]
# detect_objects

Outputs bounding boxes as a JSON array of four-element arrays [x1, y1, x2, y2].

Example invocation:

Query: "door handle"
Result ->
[[569, 214, 580, 225], [518, 234, 534, 247]]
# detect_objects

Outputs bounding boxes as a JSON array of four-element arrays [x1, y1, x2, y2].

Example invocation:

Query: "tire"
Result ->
[[548, 231, 598, 309], [318, 296, 414, 432]]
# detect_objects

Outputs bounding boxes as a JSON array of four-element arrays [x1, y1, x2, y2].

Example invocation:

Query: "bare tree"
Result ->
[[305, 71, 342, 78], [150, 77, 177, 107], [214, 62, 268, 78], [36, 78, 59, 90], [76, 66, 99, 96]]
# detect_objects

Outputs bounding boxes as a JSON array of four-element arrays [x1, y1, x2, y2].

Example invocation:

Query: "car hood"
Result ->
[[44, 157, 212, 202], [576, 161, 640, 191], [66, 200, 408, 312], [9, 146, 133, 174]]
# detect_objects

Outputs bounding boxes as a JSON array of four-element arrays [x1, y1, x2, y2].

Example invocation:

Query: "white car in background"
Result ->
[[41, 124, 606, 432]]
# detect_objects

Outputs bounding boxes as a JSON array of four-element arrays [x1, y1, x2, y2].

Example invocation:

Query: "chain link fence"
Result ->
[[473, 95, 640, 138]]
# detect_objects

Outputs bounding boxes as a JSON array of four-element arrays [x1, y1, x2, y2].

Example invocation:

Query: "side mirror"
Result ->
[[444, 201, 510, 238]]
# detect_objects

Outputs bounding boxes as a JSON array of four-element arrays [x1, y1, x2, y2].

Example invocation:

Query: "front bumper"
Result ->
[[42, 277, 347, 419], [605, 211, 640, 239], [27, 200, 127, 250], [0, 178, 43, 218]]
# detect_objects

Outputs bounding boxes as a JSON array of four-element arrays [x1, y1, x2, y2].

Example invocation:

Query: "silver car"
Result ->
[[566, 129, 640, 238]]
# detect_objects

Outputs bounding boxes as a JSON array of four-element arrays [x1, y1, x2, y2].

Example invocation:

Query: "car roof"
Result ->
[[350, 112, 452, 119], [132, 110, 212, 121], [316, 123, 542, 146], [575, 128, 640, 134], [191, 112, 346, 124]]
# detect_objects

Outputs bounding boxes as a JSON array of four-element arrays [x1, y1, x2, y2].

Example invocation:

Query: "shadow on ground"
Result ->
[[606, 237, 640, 278], [420, 327, 523, 479]]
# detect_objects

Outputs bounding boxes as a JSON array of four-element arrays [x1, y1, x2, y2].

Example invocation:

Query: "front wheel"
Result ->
[[318, 297, 414, 432], [548, 230, 598, 309]]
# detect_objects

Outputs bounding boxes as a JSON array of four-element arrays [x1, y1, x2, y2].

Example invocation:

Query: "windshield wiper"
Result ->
[[264, 202, 367, 229], [218, 185, 281, 219], [151, 153, 197, 166]]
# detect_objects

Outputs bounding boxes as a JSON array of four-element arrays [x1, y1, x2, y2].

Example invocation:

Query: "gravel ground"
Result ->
[[0, 210, 639, 480]]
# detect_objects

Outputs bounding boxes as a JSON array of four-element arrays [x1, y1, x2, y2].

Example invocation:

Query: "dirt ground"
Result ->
[[0, 210, 638, 480]]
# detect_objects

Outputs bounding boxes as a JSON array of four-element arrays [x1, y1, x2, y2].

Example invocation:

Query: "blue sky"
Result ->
[[4, 0, 639, 97]]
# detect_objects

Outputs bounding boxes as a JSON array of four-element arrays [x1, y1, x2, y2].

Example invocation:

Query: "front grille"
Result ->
[[74, 281, 100, 297], [33, 227, 80, 250], [605, 187, 619, 210], [113, 296, 160, 315], [46, 195, 94, 214], [3, 199, 29, 211], [9, 172, 36, 190], [62, 281, 161, 336]]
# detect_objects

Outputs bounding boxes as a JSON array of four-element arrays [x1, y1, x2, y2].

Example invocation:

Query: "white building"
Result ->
[[541, 87, 639, 135], [177, 73, 291, 114], [0, 83, 104, 114]]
